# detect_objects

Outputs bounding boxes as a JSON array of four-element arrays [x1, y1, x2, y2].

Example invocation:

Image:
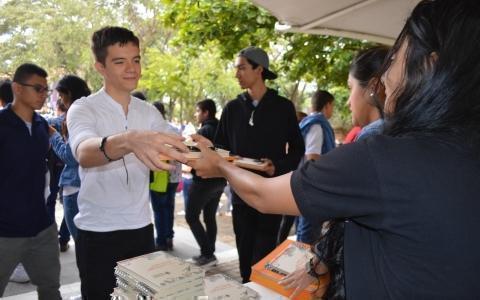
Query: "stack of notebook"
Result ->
[[111, 251, 205, 299], [204, 274, 259, 299]]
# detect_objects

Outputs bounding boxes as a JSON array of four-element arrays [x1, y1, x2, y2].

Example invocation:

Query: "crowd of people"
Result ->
[[1, 0, 480, 299]]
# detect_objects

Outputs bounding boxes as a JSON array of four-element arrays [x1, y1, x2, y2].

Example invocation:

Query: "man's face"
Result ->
[[324, 101, 334, 119], [95, 42, 141, 93], [194, 106, 208, 124], [14, 75, 49, 111], [234, 56, 262, 89]]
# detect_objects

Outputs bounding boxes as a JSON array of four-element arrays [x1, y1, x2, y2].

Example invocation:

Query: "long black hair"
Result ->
[[56, 75, 91, 106], [382, 0, 480, 150], [349, 46, 390, 117], [56, 75, 91, 138]]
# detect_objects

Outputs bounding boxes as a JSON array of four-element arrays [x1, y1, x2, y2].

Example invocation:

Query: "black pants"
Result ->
[[185, 180, 225, 257], [232, 204, 282, 283], [76, 224, 155, 300]]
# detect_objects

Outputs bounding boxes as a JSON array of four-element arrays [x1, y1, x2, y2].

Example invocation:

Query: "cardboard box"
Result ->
[[250, 239, 329, 300]]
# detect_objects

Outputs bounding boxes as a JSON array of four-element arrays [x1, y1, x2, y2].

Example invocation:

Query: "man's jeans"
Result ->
[[150, 183, 179, 247], [296, 216, 322, 245], [63, 191, 79, 240]]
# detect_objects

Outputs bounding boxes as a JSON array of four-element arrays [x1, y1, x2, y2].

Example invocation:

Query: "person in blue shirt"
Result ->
[[49, 75, 91, 244], [0, 63, 61, 299]]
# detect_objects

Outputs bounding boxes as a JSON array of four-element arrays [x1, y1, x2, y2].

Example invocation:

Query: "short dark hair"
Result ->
[[56, 75, 91, 105], [0, 79, 13, 105], [381, 0, 480, 147], [245, 58, 273, 81], [196, 99, 217, 119], [13, 63, 48, 84], [311, 90, 334, 112], [91, 26, 140, 65], [152, 101, 166, 119]]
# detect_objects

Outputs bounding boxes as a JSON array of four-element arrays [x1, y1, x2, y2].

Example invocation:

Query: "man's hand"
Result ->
[[126, 130, 188, 171], [190, 133, 214, 147]]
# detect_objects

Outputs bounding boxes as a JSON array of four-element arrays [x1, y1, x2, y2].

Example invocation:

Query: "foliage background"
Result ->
[[0, 0, 377, 130]]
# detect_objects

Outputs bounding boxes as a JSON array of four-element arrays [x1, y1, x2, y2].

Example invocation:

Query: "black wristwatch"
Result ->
[[99, 136, 114, 162], [305, 257, 324, 278]]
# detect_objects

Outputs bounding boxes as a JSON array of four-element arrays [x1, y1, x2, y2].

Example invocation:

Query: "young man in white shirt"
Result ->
[[296, 90, 335, 244], [67, 26, 188, 299]]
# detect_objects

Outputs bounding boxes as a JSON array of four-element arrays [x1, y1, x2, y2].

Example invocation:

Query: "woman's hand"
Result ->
[[188, 138, 228, 178], [278, 267, 317, 299]]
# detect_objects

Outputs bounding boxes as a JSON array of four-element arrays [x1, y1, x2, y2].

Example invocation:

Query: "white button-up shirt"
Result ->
[[67, 88, 170, 232]]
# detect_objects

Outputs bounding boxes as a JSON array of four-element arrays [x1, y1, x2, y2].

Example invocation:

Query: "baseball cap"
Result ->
[[238, 46, 277, 80]]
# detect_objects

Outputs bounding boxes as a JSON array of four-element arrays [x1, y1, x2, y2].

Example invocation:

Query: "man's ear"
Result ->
[[11, 82, 22, 96], [256, 65, 264, 77], [94, 61, 106, 76]]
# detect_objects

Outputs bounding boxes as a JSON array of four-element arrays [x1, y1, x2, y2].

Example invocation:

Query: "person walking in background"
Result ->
[[0, 79, 14, 108], [47, 101, 71, 252], [214, 46, 304, 283], [1, 78, 31, 284], [296, 90, 335, 245], [67, 26, 187, 299], [186, 99, 226, 266], [150, 101, 182, 251], [49, 75, 92, 244], [0, 63, 61, 299]]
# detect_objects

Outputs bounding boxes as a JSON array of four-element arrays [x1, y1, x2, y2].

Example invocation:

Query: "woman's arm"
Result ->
[[188, 138, 301, 216], [49, 132, 78, 166]]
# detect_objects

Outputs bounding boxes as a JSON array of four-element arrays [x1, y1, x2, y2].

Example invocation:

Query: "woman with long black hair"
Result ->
[[49, 75, 91, 242], [190, 0, 480, 299]]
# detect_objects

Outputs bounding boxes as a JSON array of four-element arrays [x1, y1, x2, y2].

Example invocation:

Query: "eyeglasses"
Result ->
[[16, 82, 51, 94]]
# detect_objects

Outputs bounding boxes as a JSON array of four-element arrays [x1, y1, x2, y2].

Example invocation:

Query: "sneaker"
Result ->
[[155, 244, 168, 251], [166, 238, 173, 251], [191, 255, 202, 262], [195, 255, 218, 267], [60, 242, 70, 252], [9, 264, 30, 283]]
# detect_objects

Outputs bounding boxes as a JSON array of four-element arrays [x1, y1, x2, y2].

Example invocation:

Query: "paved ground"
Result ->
[[3, 191, 242, 299]]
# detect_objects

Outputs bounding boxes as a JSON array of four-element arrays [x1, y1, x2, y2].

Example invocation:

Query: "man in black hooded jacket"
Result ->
[[215, 47, 304, 283]]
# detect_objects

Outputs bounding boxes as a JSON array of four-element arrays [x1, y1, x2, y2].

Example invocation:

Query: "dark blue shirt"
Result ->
[[0, 104, 52, 237]]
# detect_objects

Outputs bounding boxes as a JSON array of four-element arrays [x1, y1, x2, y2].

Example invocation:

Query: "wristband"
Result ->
[[99, 136, 114, 162], [305, 257, 325, 278]]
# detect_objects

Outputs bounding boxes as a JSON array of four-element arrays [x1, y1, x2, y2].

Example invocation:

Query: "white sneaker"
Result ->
[[9, 263, 30, 283]]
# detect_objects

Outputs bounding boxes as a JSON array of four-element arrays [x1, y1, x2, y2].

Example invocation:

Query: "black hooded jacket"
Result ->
[[215, 89, 305, 204]]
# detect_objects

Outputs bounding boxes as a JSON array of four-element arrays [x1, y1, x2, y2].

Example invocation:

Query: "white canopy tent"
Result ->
[[250, 0, 421, 45]]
